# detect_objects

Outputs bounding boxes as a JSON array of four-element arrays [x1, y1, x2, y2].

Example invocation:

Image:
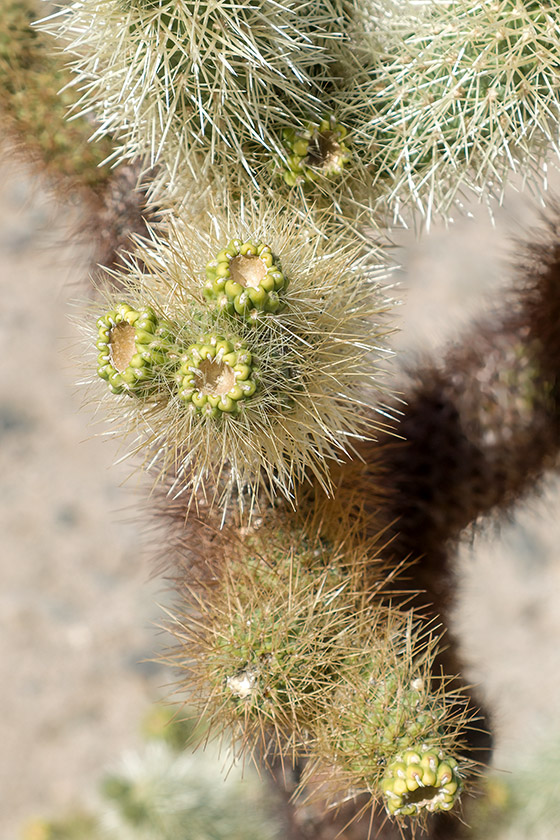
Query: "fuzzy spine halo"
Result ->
[[344, 0, 560, 222], [38, 0, 354, 174], [82, 199, 394, 513]]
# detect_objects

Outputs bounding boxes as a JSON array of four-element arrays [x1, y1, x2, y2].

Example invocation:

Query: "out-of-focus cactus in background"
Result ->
[[21, 705, 283, 840], [6, 0, 560, 837]]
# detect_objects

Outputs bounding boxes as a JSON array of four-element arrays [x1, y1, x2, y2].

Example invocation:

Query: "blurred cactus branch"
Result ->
[[0, 0, 113, 190], [0, 0, 157, 271], [360, 219, 560, 618]]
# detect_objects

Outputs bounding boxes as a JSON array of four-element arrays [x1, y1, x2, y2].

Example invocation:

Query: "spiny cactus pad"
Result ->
[[204, 241, 286, 319], [86, 203, 392, 508], [96, 303, 170, 394], [165, 523, 375, 755], [307, 616, 471, 818], [41, 0, 350, 177], [281, 117, 351, 187], [177, 335, 257, 417]]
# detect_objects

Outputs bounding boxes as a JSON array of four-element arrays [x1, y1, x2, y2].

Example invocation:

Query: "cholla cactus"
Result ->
[[308, 615, 470, 821], [99, 741, 280, 840], [96, 303, 173, 394], [350, 0, 560, 221], [279, 116, 352, 187], [23, 726, 281, 840], [204, 239, 288, 318], [165, 515, 472, 821], [167, 526, 370, 757], [87, 200, 392, 508], [17, 0, 560, 837], [40, 0, 356, 179]]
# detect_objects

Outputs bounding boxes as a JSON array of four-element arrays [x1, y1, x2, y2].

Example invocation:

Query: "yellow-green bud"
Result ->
[[204, 240, 287, 319], [280, 116, 350, 187], [177, 334, 257, 417], [95, 303, 171, 395]]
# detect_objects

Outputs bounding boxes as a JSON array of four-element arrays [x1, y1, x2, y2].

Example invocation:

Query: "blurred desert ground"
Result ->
[[1, 150, 560, 838]]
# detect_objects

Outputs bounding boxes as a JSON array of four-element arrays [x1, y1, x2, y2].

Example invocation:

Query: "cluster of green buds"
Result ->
[[280, 117, 350, 187], [96, 303, 170, 395], [204, 240, 287, 319], [177, 334, 257, 417], [313, 638, 468, 819], [381, 747, 462, 817]]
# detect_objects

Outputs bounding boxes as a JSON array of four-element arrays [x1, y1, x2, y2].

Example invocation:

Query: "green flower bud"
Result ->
[[177, 334, 257, 416], [280, 116, 351, 187], [204, 240, 287, 319], [95, 303, 170, 395], [381, 746, 463, 817]]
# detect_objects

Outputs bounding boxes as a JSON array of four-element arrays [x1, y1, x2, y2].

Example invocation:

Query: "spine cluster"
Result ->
[[87, 203, 391, 508]]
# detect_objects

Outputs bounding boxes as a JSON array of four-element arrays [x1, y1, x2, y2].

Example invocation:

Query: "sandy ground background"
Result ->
[[2, 153, 560, 839]]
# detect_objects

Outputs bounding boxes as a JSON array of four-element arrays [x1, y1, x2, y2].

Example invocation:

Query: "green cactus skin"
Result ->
[[281, 117, 351, 187], [381, 747, 462, 816], [305, 615, 471, 822], [204, 240, 287, 319], [177, 334, 257, 417], [96, 303, 171, 395]]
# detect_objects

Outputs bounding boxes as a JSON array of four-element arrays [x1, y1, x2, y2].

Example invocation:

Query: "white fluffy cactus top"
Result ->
[[88, 200, 392, 509], [41, 0, 560, 219], [349, 0, 560, 221], [42, 0, 359, 179]]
